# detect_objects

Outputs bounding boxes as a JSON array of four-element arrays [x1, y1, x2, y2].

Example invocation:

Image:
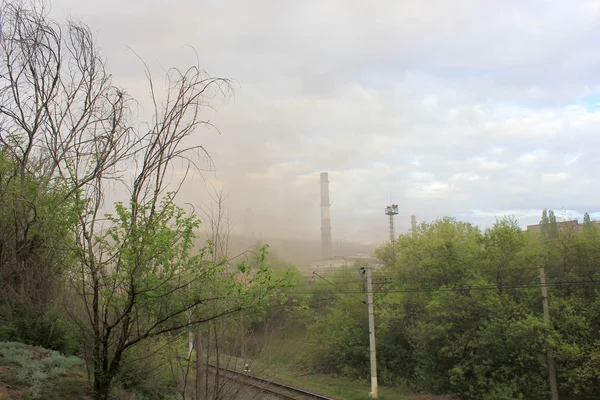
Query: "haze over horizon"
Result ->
[[50, 0, 600, 245]]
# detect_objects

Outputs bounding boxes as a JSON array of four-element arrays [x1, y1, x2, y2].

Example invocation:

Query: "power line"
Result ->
[[312, 271, 366, 304], [282, 279, 600, 296], [373, 280, 600, 293]]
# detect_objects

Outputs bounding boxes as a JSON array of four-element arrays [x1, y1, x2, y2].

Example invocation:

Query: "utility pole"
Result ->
[[539, 267, 559, 400], [240, 310, 246, 359], [365, 267, 379, 398]]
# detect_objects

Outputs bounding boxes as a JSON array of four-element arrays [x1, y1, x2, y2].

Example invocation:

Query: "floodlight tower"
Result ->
[[385, 204, 399, 243]]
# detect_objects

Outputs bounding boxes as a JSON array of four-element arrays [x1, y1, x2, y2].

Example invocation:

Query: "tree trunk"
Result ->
[[213, 322, 220, 400], [93, 374, 112, 400], [195, 331, 206, 400], [93, 350, 121, 400]]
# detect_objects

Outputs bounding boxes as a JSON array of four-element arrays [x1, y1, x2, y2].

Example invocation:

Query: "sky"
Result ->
[[49, 0, 600, 245]]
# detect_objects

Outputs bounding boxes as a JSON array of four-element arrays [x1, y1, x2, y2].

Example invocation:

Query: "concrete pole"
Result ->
[[366, 267, 379, 398], [539, 268, 559, 400], [240, 310, 246, 359]]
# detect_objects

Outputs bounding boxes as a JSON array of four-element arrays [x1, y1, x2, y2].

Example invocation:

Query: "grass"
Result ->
[[0, 341, 91, 399], [0, 339, 451, 400], [214, 353, 437, 400], [211, 333, 456, 400], [267, 369, 419, 400]]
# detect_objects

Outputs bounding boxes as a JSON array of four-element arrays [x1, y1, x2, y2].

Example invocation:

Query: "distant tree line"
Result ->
[[279, 211, 600, 400]]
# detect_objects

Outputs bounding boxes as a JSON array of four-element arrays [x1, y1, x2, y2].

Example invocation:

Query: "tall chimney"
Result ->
[[411, 215, 417, 232], [320, 172, 332, 260]]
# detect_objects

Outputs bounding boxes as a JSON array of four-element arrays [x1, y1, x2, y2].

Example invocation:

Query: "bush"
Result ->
[[302, 295, 369, 378], [0, 304, 81, 356], [112, 342, 180, 399], [0, 341, 83, 399]]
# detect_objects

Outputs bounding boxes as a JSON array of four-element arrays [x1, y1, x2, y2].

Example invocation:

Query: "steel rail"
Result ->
[[207, 364, 341, 400]]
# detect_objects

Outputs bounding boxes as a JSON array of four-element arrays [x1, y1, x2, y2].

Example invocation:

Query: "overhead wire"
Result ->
[[280, 278, 600, 296], [311, 271, 367, 304]]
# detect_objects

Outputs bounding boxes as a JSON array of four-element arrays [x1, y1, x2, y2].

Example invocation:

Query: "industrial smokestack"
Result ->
[[411, 215, 417, 232], [320, 172, 332, 260]]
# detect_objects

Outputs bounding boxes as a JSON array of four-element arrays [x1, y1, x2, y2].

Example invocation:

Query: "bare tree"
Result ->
[[71, 50, 283, 400], [0, 0, 134, 306], [164, 188, 278, 400], [0, 2, 290, 400], [165, 188, 235, 400], [201, 187, 233, 265]]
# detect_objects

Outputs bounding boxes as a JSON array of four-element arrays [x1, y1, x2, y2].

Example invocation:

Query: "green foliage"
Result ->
[[0, 341, 83, 399], [481, 217, 541, 292], [413, 290, 550, 399], [583, 212, 592, 227], [0, 305, 81, 355], [298, 214, 600, 400], [304, 293, 369, 378], [89, 193, 290, 339], [72, 191, 295, 398], [540, 209, 550, 238], [0, 150, 79, 356], [112, 343, 179, 400], [394, 217, 483, 287], [549, 210, 559, 239], [0, 3, 293, 399]]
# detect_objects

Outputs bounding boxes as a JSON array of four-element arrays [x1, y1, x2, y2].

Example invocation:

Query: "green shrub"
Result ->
[[112, 343, 179, 399], [0, 341, 83, 399], [0, 305, 81, 356]]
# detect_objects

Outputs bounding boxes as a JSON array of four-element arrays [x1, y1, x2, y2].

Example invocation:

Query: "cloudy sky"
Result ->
[[50, 0, 600, 245]]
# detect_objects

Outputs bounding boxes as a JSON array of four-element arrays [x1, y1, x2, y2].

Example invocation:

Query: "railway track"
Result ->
[[207, 364, 341, 400]]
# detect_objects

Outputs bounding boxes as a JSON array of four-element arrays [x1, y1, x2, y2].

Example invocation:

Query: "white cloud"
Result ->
[[47, 0, 600, 245], [565, 154, 581, 165], [412, 172, 435, 181], [518, 150, 549, 166], [451, 173, 482, 182], [542, 172, 569, 183]]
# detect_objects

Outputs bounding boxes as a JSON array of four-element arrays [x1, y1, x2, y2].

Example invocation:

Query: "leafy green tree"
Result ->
[[0, 2, 293, 398], [481, 217, 540, 293], [374, 242, 397, 271], [551, 293, 600, 397], [296, 213, 600, 400], [583, 212, 592, 226], [549, 210, 559, 240], [393, 217, 483, 287], [377, 291, 425, 386], [582, 212, 596, 236], [298, 213, 600, 399], [410, 289, 550, 399], [540, 209, 550, 237], [0, 145, 78, 351], [303, 293, 369, 378]]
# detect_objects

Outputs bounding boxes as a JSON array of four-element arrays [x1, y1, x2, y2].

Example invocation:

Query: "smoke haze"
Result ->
[[49, 0, 600, 249]]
